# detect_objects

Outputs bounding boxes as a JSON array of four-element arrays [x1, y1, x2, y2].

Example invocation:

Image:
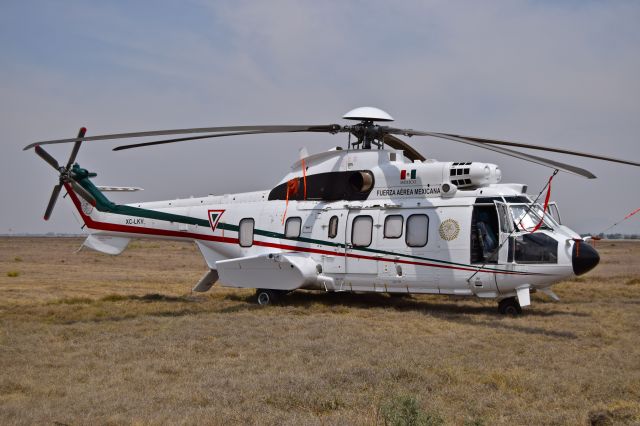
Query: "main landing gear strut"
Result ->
[[498, 297, 522, 315]]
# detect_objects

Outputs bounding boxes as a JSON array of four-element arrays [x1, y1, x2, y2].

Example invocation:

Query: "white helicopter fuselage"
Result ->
[[65, 147, 597, 308]]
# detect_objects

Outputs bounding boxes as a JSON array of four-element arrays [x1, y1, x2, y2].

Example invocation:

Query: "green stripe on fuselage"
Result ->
[[74, 170, 521, 274], [105, 204, 210, 227], [76, 174, 210, 227]]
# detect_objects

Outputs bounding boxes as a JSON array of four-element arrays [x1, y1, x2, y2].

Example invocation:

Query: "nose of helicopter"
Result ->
[[572, 240, 600, 276]]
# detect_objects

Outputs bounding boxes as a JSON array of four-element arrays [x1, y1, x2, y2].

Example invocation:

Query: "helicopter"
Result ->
[[24, 107, 640, 314]]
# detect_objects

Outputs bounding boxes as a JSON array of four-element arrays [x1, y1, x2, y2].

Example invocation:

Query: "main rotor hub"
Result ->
[[343, 107, 394, 150], [344, 122, 388, 150]]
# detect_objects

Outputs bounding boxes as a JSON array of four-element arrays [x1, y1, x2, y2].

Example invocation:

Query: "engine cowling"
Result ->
[[448, 162, 501, 188]]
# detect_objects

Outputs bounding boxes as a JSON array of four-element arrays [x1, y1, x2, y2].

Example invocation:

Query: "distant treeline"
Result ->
[[593, 233, 640, 240]]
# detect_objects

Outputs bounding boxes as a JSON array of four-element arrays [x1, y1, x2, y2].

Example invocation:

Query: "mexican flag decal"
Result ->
[[401, 169, 417, 180], [208, 209, 225, 232]]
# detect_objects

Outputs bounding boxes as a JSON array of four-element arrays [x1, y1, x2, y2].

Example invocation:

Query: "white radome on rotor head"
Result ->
[[342, 106, 394, 122]]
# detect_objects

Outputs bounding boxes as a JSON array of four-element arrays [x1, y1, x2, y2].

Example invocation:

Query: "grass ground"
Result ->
[[0, 237, 639, 425]]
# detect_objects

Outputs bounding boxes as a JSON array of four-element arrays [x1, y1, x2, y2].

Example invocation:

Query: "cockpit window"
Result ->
[[510, 204, 557, 232], [513, 233, 558, 264], [532, 204, 559, 228], [548, 202, 562, 225]]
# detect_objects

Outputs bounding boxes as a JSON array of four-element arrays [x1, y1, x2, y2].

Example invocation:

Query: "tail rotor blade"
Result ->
[[69, 180, 96, 205], [34, 145, 61, 170], [44, 184, 62, 220], [66, 127, 87, 169]]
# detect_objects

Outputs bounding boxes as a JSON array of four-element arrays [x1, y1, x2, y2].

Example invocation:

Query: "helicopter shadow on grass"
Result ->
[[227, 290, 586, 340], [46, 293, 210, 325], [99, 293, 196, 303]]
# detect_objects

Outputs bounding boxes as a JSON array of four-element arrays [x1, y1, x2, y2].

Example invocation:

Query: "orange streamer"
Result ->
[[529, 172, 555, 233], [281, 178, 300, 224], [624, 207, 640, 220]]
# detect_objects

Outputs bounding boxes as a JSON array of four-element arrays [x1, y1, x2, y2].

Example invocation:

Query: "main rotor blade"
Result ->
[[438, 132, 640, 167], [24, 124, 341, 150], [382, 134, 426, 162], [66, 127, 87, 169], [114, 130, 278, 151], [389, 129, 596, 178], [69, 180, 96, 205], [34, 145, 60, 170], [44, 184, 62, 220]]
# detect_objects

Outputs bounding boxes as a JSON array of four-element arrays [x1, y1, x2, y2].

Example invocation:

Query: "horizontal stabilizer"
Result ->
[[216, 252, 319, 290], [96, 186, 143, 192], [82, 235, 130, 255]]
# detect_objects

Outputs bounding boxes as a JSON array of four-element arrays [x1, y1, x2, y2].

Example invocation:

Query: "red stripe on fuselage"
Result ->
[[64, 184, 534, 276]]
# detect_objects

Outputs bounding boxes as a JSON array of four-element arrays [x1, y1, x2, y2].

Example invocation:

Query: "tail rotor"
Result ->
[[34, 127, 96, 220]]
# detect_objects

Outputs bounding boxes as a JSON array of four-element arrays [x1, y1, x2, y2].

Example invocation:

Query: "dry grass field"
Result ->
[[1, 237, 639, 425]]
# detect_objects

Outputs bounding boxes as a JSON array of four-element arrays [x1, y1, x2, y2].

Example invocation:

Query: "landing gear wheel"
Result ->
[[498, 297, 522, 315], [256, 289, 279, 306]]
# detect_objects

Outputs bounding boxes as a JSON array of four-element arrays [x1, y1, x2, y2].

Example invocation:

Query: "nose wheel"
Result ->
[[498, 297, 522, 315]]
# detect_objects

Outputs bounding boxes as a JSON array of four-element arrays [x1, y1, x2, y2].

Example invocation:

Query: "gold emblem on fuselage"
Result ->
[[439, 218, 460, 241]]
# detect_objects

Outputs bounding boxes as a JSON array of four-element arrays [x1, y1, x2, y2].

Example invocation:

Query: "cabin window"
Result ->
[[285, 217, 302, 238], [351, 215, 373, 247], [384, 215, 403, 239], [328, 216, 339, 239], [406, 214, 429, 247], [238, 218, 254, 247]]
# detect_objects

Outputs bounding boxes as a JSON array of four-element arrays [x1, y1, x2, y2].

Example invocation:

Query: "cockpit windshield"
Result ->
[[509, 203, 558, 232]]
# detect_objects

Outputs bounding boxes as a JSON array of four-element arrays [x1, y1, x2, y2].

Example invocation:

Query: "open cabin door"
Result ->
[[493, 201, 520, 296]]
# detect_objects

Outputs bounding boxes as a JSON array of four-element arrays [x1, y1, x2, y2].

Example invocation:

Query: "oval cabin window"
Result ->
[[406, 214, 429, 247], [352, 215, 373, 247]]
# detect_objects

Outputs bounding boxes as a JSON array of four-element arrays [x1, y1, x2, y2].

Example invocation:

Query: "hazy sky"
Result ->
[[1, 0, 639, 234]]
